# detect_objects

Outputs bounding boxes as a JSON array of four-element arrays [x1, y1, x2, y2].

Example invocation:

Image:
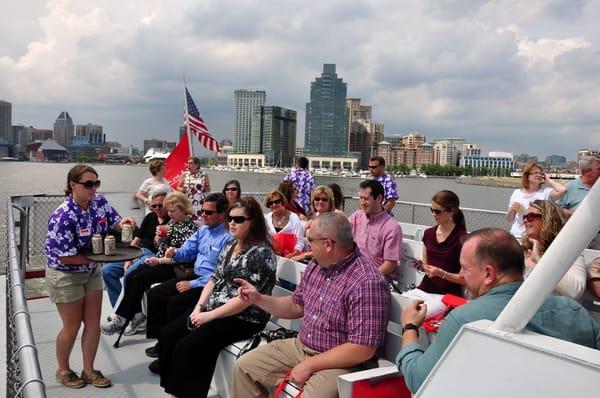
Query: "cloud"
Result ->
[[0, 0, 599, 159]]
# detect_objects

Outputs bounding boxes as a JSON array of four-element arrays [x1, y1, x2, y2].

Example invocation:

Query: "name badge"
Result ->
[[80, 227, 91, 237]]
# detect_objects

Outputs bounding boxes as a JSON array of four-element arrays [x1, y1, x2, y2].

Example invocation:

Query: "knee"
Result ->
[[61, 323, 81, 338]]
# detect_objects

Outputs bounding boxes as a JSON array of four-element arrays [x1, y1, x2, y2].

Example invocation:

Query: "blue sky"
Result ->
[[1, 0, 599, 160]]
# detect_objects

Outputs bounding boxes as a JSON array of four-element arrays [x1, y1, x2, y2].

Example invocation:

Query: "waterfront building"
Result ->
[[234, 89, 266, 153], [53, 112, 74, 147], [378, 132, 434, 168], [459, 152, 514, 170], [75, 123, 104, 145], [346, 98, 372, 148], [27, 139, 68, 162], [250, 106, 297, 167], [295, 146, 304, 158], [0, 100, 11, 144], [377, 141, 392, 167], [11, 125, 25, 158], [227, 153, 266, 168], [143, 139, 176, 154], [0, 138, 9, 158], [545, 155, 566, 165], [28, 127, 53, 142], [433, 138, 467, 166], [305, 64, 348, 156], [305, 154, 358, 171]]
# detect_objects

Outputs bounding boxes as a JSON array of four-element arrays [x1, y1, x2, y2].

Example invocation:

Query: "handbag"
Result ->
[[236, 327, 298, 359], [173, 262, 195, 279], [351, 376, 412, 398], [273, 371, 303, 398]]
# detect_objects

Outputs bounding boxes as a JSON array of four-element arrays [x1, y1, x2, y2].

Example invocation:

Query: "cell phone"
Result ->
[[411, 259, 424, 272]]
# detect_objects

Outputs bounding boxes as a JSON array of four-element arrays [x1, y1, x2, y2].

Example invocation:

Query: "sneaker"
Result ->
[[145, 343, 159, 358], [124, 313, 146, 336], [55, 369, 85, 389], [81, 370, 112, 388], [101, 314, 126, 336], [148, 359, 160, 374]]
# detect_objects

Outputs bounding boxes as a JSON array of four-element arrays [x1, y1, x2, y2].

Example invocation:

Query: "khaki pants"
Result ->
[[232, 337, 359, 398]]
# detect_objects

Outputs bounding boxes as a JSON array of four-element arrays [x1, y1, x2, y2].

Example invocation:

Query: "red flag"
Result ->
[[165, 133, 191, 189]]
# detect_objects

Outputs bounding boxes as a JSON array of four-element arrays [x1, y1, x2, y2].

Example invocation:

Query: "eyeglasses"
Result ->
[[529, 172, 544, 176], [150, 204, 163, 209], [313, 197, 329, 202], [430, 207, 447, 215], [307, 236, 335, 244], [266, 199, 282, 207], [224, 187, 238, 192], [201, 209, 216, 216], [523, 213, 542, 223], [75, 180, 101, 189], [228, 215, 252, 224]]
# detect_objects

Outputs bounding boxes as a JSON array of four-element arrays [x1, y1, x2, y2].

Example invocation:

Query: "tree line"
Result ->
[[385, 164, 513, 177]]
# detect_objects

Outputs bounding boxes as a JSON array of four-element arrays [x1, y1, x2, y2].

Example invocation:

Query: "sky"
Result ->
[[1, 0, 599, 160]]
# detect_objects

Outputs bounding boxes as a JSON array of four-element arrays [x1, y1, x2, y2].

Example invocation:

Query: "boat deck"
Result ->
[[28, 290, 221, 398]]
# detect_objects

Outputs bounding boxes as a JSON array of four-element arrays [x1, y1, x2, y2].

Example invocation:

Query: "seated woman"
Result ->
[[101, 191, 198, 335], [222, 179, 241, 208], [277, 180, 306, 219], [156, 197, 277, 398], [402, 190, 467, 317], [264, 189, 305, 257], [522, 199, 586, 300]]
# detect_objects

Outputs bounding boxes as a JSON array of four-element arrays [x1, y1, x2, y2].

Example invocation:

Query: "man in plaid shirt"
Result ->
[[232, 212, 391, 398]]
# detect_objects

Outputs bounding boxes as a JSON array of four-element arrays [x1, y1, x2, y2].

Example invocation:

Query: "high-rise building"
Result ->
[[305, 64, 348, 156], [234, 89, 266, 153], [53, 112, 75, 147], [250, 106, 297, 167], [0, 100, 11, 144], [433, 138, 466, 166], [75, 123, 104, 145]]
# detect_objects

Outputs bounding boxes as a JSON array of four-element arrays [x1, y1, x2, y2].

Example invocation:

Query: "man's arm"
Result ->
[[379, 259, 398, 276], [235, 278, 304, 319], [383, 198, 396, 211]]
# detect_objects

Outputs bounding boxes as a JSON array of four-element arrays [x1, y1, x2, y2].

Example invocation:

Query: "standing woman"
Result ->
[[45, 164, 134, 388], [402, 190, 467, 316], [136, 159, 171, 213], [158, 197, 276, 398], [222, 179, 241, 208], [506, 162, 566, 239], [177, 157, 211, 222]]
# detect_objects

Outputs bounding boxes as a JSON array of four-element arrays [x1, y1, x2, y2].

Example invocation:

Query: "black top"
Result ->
[[135, 212, 170, 253]]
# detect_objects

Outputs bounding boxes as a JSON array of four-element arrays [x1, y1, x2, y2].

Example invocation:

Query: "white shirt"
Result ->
[[508, 187, 552, 238], [265, 212, 305, 252]]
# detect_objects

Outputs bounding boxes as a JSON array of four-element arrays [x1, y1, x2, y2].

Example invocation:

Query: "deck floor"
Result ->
[[28, 290, 221, 397]]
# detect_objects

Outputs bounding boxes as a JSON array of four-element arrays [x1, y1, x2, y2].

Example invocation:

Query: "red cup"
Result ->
[[158, 225, 169, 239], [272, 233, 297, 256]]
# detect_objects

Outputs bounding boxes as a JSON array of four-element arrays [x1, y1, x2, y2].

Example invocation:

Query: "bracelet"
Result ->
[[402, 323, 419, 337]]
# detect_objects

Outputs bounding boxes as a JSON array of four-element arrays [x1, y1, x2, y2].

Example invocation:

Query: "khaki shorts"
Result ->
[[45, 266, 103, 304]]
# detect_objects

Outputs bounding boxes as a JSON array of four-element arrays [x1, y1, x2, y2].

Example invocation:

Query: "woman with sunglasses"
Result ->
[[522, 199, 586, 300], [402, 190, 467, 317], [222, 179, 241, 208], [264, 189, 305, 257], [45, 164, 135, 388], [135, 159, 171, 214], [101, 191, 198, 336], [158, 197, 276, 398], [506, 162, 566, 239], [177, 156, 211, 223]]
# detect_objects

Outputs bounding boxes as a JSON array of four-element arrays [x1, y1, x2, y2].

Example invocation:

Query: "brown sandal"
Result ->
[[55, 369, 85, 389], [81, 370, 112, 388]]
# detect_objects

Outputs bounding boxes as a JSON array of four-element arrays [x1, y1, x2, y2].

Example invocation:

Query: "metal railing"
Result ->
[[6, 197, 46, 398]]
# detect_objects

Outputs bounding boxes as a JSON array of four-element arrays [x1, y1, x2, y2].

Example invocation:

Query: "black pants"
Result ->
[[146, 279, 203, 339], [115, 263, 176, 319], [159, 310, 264, 398]]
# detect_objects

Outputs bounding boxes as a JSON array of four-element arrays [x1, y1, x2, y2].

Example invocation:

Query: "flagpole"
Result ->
[[183, 75, 195, 158]]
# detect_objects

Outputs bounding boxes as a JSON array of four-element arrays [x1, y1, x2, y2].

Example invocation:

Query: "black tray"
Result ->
[[84, 243, 143, 263]]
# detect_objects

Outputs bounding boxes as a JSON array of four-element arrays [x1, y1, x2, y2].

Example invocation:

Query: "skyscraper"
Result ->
[[53, 111, 74, 147], [234, 89, 266, 153], [305, 64, 348, 156], [0, 100, 12, 144], [75, 123, 104, 144], [250, 106, 297, 167]]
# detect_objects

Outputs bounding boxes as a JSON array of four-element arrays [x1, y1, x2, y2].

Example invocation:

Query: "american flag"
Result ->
[[185, 86, 220, 153]]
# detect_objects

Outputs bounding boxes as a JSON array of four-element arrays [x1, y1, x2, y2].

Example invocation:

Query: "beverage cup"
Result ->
[[158, 225, 169, 239]]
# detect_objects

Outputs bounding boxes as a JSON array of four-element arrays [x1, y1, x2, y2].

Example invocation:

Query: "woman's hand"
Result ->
[[145, 257, 161, 267], [189, 308, 213, 328], [423, 264, 445, 279], [525, 239, 542, 268], [286, 250, 300, 259], [119, 217, 137, 230], [123, 260, 133, 271]]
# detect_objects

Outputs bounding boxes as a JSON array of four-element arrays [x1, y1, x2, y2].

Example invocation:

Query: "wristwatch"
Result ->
[[402, 323, 420, 337]]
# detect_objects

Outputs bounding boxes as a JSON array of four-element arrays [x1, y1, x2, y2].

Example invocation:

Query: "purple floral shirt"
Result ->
[[376, 172, 399, 206], [284, 168, 316, 212], [45, 194, 122, 272]]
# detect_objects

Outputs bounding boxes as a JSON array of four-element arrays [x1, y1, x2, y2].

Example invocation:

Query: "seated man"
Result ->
[[588, 257, 600, 299], [232, 212, 391, 398], [145, 192, 232, 363], [348, 179, 402, 276], [102, 190, 170, 312], [397, 228, 600, 393]]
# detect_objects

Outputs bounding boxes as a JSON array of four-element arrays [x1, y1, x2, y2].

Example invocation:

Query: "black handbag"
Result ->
[[236, 327, 298, 359]]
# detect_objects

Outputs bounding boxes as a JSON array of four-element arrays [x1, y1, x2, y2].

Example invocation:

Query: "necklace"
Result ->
[[272, 212, 289, 228]]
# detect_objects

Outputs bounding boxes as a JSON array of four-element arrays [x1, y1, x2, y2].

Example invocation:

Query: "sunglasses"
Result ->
[[75, 180, 101, 189], [150, 204, 163, 209], [430, 207, 447, 215], [523, 213, 542, 223], [228, 215, 252, 224], [224, 187, 238, 192], [266, 199, 282, 207], [313, 197, 329, 202], [201, 209, 217, 215]]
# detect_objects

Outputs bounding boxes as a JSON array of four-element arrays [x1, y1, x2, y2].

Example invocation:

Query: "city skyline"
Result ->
[[1, 1, 599, 159]]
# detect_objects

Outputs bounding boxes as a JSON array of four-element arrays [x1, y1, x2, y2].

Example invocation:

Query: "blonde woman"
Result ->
[[506, 162, 566, 239], [101, 191, 198, 335]]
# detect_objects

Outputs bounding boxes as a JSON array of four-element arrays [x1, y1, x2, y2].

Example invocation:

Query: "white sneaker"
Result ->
[[124, 313, 147, 336], [101, 314, 126, 336]]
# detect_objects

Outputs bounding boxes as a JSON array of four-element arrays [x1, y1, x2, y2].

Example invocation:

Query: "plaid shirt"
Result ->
[[376, 172, 399, 205], [292, 247, 391, 353], [284, 168, 316, 212]]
